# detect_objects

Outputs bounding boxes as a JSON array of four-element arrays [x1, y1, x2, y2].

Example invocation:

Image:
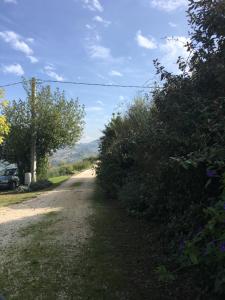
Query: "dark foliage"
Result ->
[[97, 0, 225, 297]]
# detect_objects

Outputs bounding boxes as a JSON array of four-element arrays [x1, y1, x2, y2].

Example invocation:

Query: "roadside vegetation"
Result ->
[[97, 1, 225, 298], [47, 156, 97, 177]]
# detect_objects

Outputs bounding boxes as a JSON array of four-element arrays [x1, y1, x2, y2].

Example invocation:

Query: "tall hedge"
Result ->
[[97, 0, 225, 297]]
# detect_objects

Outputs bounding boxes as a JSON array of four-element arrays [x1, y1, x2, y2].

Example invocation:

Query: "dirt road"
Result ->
[[0, 168, 193, 300], [0, 169, 95, 250], [0, 169, 96, 300]]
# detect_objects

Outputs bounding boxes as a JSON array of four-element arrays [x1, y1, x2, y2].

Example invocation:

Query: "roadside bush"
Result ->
[[181, 197, 225, 297], [118, 175, 149, 216], [58, 165, 74, 176], [73, 160, 91, 171], [97, 0, 225, 297]]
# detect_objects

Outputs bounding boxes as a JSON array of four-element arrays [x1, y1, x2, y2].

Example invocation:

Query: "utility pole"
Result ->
[[30, 77, 37, 182]]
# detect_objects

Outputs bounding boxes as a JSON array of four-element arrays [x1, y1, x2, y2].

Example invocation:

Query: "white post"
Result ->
[[30, 77, 37, 182]]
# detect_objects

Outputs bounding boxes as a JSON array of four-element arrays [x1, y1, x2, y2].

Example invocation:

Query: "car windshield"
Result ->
[[4, 169, 16, 176]]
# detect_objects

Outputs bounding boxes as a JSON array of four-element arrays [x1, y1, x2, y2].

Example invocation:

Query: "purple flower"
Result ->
[[219, 242, 225, 253], [179, 240, 185, 251], [196, 226, 203, 234], [209, 240, 216, 246], [206, 169, 217, 178]]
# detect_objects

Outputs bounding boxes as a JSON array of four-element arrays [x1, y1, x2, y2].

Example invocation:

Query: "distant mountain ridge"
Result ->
[[50, 139, 99, 166]]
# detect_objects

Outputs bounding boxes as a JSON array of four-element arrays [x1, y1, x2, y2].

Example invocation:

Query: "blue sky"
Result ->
[[0, 0, 189, 143]]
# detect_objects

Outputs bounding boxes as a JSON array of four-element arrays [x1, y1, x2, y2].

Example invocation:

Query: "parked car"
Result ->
[[0, 168, 20, 190]]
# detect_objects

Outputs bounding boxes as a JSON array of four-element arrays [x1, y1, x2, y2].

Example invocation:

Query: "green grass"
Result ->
[[0, 191, 41, 207], [0, 175, 69, 207], [0, 212, 63, 299], [72, 188, 197, 299], [72, 188, 164, 300], [48, 175, 69, 187]]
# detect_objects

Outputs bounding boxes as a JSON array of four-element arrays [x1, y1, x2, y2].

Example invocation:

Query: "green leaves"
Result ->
[[97, 0, 225, 297], [155, 265, 176, 282], [184, 242, 199, 265], [2, 83, 85, 179]]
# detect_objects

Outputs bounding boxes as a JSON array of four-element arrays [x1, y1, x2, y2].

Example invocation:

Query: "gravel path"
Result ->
[[0, 169, 95, 249]]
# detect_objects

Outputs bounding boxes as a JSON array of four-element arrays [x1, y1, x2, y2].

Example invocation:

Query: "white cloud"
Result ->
[[169, 22, 177, 28], [26, 37, 34, 43], [2, 63, 24, 76], [136, 30, 157, 49], [88, 44, 112, 60], [94, 33, 101, 42], [3, 0, 17, 4], [82, 0, 103, 12], [86, 106, 103, 112], [151, 0, 187, 12], [119, 95, 125, 101], [86, 24, 95, 30], [85, 32, 101, 43], [27, 55, 38, 63], [109, 70, 123, 77], [97, 73, 106, 80], [96, 100, 104, 105], [44, 65, 64, 81], [160, 36, 189, 73], [93, 15, 111, 27], [0, 31, 33, 55], [0, 31, 38, 64]]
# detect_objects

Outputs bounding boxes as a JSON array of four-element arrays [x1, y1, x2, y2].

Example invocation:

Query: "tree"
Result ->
[[0, 89, 10, 144], [1, 82, 85, 179]]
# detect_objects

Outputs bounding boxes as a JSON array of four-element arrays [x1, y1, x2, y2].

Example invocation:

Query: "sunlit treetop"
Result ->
[[0, 89, 10, 144]]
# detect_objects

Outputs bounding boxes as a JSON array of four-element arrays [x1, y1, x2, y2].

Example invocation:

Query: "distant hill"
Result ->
[[50, 139, 99, 166]]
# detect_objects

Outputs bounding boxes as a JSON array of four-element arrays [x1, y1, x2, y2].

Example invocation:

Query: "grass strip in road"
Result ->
[[70, 181, 83, 188], [0, 211, 65, 299]]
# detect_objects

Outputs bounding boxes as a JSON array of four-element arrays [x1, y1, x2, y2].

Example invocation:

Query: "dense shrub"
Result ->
[[181, 194, 225, 297], [73, 159, 92, 171], [97, 0, 225, 297], [58, 165, 74, 176]]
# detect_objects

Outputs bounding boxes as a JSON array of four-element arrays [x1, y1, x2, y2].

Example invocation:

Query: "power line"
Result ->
[[0, 79, 156, 89], [38, 79, 154, 89], [0, 81, 23, 88]]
